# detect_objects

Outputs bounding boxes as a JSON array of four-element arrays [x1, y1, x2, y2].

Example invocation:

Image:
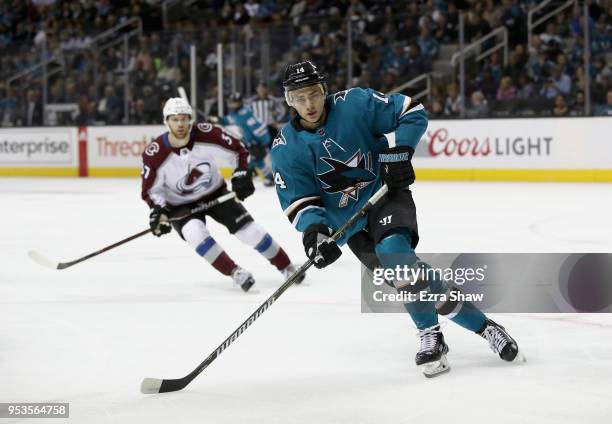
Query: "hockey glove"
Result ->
[[249, 143, 267, 161], [379, 146, 415, 193], [303, 224, 342, 269], [231, 168, 255, 201], [149, 205, 172, 237]]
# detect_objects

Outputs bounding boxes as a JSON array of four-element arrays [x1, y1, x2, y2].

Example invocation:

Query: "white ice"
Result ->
[[1, 178, 611, 424]]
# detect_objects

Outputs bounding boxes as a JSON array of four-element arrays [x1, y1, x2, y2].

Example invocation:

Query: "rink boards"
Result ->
[[0, 117, 611, 181]]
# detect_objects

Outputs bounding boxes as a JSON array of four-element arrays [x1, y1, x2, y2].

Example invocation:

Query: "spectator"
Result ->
[[96, 84, 121, 124], [444, 83, 462, 116], [516, 74, 535, 100], [405, 43, 429, 79], [594, 57, 612, 85], [540, 23, 563, 58], [429, 99, 445, 118], [569, 91, 586, 116], [296, 24, 319, 52], [385, 44, 408, 76], [552, 95, 569, 116], [487, 52, 504, 83], [540, 66, 571, 99], [466, 90, 489, 118], [496, 76, 517, 102], [464, 11, 491, 42], [130, 98, 154, 124], [482, 0, 502, 28], [479, 68, 498, 100], [504, 52, 524, 83], [157, 57, 181, 86], [75, 95, 96, 126], [594, 90, 612, 116], [433, 12, 456, 43], [418, 26, 439, 60], [21, 88, 43, 126], [500, 0, 527, 45], [556, 52, 574, 78]]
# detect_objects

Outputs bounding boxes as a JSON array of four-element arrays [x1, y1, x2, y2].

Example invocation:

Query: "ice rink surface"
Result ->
[[1, 178, 612, 424]]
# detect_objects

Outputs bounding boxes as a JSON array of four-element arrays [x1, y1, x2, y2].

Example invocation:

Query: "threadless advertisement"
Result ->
[[361, 253, 612, 313]]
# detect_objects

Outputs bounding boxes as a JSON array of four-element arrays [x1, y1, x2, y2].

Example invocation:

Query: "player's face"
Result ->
[[289, 85, 326, 124], [229, 100, 241, 111], [167, 114, 190, 139]]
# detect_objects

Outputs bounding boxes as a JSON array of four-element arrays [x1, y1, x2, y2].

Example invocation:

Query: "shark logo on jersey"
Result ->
[[321, 137, 346, 156], [176, 162, 213, 194], [317, 150, 375, 207], [333, 89, 353, 104]]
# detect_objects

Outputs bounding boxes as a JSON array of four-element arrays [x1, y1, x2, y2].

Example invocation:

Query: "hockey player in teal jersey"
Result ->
[[221, 93, 274, 186], [271, 61, 523, 377]]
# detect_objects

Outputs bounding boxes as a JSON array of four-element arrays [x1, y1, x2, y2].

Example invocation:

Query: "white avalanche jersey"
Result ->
[[141, 122, 249, 208]]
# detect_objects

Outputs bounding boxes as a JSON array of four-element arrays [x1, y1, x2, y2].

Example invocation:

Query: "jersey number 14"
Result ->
[[274, 172, 286, 189]]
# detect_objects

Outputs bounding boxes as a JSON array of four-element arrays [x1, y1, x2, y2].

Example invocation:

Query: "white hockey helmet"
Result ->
[[163, 97, 194, 135]]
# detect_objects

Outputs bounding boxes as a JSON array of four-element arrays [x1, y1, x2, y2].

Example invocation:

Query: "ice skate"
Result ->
[[478, 318, 525, 362], [232, 267, 255, 292], [281, 263, 306, 284], [416, 324, 450, 378]]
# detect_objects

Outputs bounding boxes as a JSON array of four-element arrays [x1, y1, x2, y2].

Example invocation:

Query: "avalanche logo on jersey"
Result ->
[[317, 149, 375, 208], [176, 162, 213, 194]]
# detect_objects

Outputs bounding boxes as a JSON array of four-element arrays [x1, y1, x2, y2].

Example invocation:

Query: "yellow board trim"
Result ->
[[2, 167, 611, 182], [415, 168, 612, 182], [0, 167, 78, 177], [87, 167, 235, 179]]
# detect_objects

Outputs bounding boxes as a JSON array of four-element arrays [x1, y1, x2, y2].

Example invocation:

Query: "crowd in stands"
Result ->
[[0, 0, 610, 127]]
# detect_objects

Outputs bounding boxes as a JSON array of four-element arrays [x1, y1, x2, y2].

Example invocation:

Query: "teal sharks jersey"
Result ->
[[221, 106, 271, 146], [270, 87, 428, 245]]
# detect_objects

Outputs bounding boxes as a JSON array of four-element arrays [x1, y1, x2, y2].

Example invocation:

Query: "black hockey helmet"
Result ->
[[282, 61, 326, 92], [282, 61, 327, 105]]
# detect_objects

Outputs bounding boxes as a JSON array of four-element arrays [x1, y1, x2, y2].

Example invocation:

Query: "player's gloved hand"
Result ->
[[231, 168, 255, 201], [249, 143, 267, 161], [303, 224, 342, 269], [149, 205, 172, 237], [378, 146, 415, 193]]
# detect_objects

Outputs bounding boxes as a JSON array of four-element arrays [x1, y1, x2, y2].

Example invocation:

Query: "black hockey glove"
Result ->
[[249, 143, 267, 161], [231, 168, 255, 201], [149, 205, 172, 237], [379, 146, 415, 193], [303, 224, 342, 269]]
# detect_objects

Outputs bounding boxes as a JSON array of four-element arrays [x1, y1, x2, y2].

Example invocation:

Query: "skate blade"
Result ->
[[421, 355, 451, 378]]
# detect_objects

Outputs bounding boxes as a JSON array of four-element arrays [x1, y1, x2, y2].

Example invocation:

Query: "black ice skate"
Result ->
[[415, 325, 450, 378], [232, 267, 255, 292], [477, 318, 526, 362]]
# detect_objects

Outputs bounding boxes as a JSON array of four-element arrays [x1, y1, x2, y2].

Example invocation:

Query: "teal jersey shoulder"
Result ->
[[222, 106, 270, 146], [271, 87, 428, 244]]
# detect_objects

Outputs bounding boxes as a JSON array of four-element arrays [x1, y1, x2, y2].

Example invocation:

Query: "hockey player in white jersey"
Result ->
[[141, 98, 305, 291]]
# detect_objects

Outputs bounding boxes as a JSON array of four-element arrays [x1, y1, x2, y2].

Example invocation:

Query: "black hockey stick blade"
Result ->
[[28, 192, 237, 271], [140, 185, 389, 394]]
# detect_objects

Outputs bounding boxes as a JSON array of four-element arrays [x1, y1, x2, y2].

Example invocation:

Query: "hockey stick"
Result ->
[[140, 184, 389, 394], [28, 192, 237, 270]]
